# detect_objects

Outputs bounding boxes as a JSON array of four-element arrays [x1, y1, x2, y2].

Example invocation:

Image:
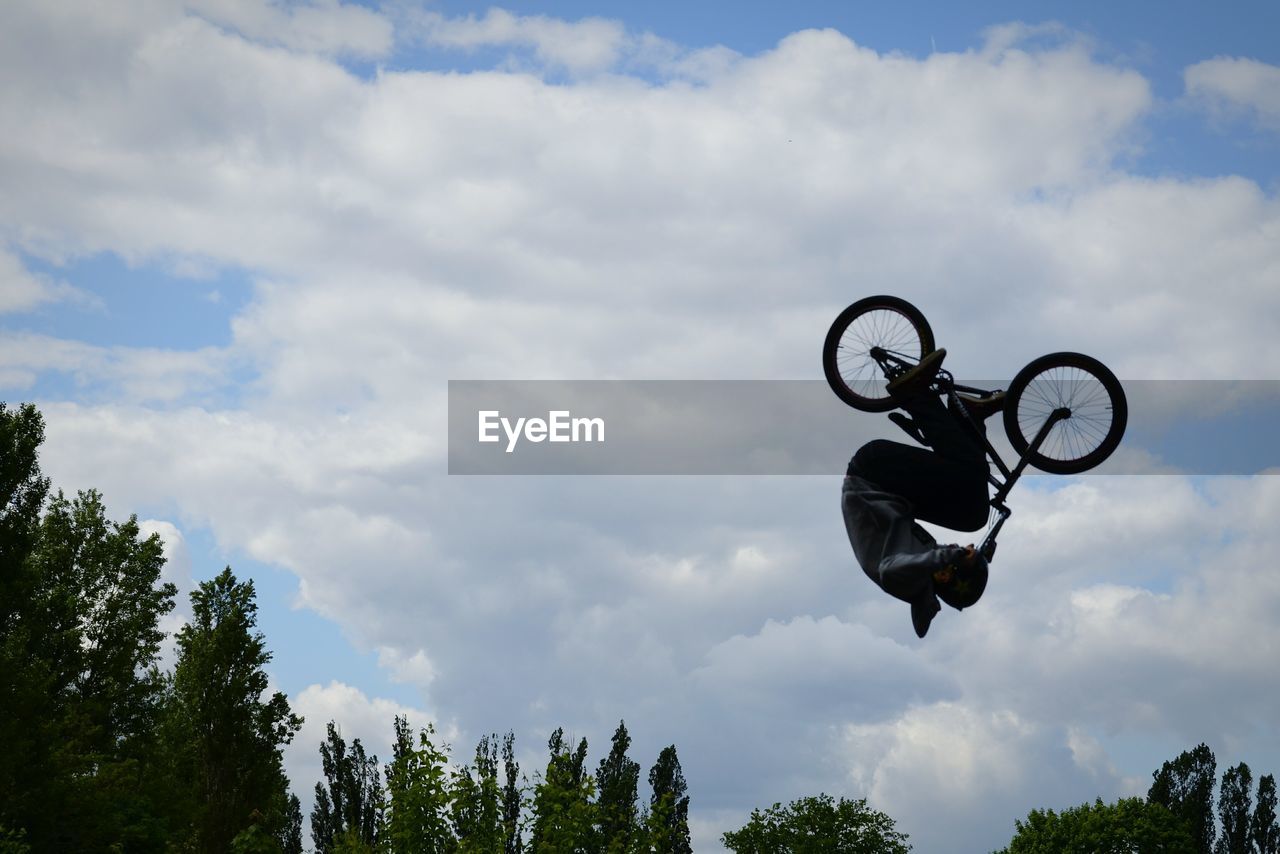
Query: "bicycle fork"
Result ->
[[979, 407, 1071, 561]]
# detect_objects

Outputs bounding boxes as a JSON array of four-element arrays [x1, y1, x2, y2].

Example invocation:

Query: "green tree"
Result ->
[[165, 567, 303, 853], [530, 728, 596, 853], [453, 734, 504, 852], [311, 722, 384, 853], [0, 404, 44, 850], [1216, 763, 1252, 854], [502, 731, 524, 854], [594, 721, 641, 854], [282, 793, 304, 854], [1253, 774, 1279, 854], [383, 716, 455, 853], [996, 797, 1195, 854], [647, 746, 691, 854], [0, 402, 46, 605], [722, 793, 910, 854], [1150, 744, 1217, 854], [1, 447, 176, 852]]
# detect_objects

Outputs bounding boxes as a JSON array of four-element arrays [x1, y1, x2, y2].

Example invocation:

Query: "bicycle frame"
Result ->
[[869, 348, 1071, 562]]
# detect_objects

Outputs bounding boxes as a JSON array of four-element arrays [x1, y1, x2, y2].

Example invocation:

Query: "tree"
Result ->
[[594, 721, 641, 854], [1150, 744, 1217, 854], [1216, 763, 1253, 854], [383, 716, 455, 853], [165, 567, 303, 853], [312, 721, 384, 853], [647, 745, 691, 854], [722, 793, 911, 854], [530, 728, 596, 853], [282, 793, 304, 854], [454, 733, 504, 852], [1254, 774, 1279, 854], [0, 404, 45, 853], [996, 797, 1194, 854], [1, 467, 177, 850], [502, 731, 523, 854]]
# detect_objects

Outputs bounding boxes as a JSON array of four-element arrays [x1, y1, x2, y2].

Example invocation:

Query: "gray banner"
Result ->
[[447, 380, 1280, 475]]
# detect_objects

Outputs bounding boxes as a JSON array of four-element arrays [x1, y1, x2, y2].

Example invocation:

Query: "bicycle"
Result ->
[[822, 295, 1128, 562]]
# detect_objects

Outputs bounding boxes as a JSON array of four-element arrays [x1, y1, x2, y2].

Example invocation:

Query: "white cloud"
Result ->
[[138, 518, 198, 670], [841, 702, 1118, 852], [285, 680, 442, 828], [408, 7, 629, 73], [0, 248, 93, 315], [1186, 56, 1280, 131], [185, 0, 393, 58]]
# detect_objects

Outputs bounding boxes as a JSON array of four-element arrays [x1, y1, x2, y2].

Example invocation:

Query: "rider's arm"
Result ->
[[843, 474, 968, 599], [877, 545, 969, 600]]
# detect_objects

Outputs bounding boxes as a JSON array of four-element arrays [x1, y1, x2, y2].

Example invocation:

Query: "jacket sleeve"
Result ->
[[877, 544, 968, 601]]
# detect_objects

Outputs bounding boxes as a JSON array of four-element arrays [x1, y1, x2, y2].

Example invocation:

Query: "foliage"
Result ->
[[1216, 763, 1253, 854], [1, 401, 180, 851], [648, 745, 692, 854], [1150, 744, 1217, 854], [1255, 774, 1279, 854], [383, 716, 456, 853], [594, 721, 642, 854], [530, 728, 597, 853], [453, 733, 505, 852], [311, 721, 384, 853], [996, 797, 1194, 854], [502, 731, 524, 854], [165, 566, 303, 853], [721, 793, 910, 854]]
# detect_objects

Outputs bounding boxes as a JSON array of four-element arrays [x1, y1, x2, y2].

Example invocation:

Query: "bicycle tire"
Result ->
[[823, 296, 935, 412], [1003, 352, 1127, 474]]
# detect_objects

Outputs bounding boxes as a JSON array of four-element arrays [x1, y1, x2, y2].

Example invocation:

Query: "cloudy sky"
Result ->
[[3, 1, 1279, 850]]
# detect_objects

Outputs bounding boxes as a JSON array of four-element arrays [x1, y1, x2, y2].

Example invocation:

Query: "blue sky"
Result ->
[[3, 2, 1280, 851]]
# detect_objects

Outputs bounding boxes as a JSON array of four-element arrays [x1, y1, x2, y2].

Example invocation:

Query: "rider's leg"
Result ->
[[852, 439, 988, 532], [899, 392, 986, 467], [853, 393, 989, 532]]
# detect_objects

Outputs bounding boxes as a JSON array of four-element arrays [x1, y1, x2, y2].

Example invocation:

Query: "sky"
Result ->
[[2, 1, 1279, 851]]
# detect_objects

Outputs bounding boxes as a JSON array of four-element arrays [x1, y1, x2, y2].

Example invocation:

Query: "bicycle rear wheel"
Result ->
[[1003, 352, 1127, 474], [823, 296, 935, 412]]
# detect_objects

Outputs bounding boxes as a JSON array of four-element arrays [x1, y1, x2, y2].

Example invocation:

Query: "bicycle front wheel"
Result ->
[[1003, 352, 1127, 474], [823, 296, 935, 412]]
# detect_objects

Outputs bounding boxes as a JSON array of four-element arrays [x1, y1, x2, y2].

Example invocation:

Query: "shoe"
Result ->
[[886, 348, 946, 398], [957, 390, 1006, 421], [911, 593, 941, 638]]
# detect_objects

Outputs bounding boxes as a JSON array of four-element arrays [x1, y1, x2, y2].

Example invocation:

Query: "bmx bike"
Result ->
[[822, 295, 1128, 561]]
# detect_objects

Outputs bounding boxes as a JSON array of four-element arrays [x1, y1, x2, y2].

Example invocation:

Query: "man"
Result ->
[[842, 348, 999, 638]]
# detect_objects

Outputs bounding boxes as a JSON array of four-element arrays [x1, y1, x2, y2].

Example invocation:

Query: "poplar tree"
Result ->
[[165, 567, 302, 853], [647, 746, 691, 854], [311, 722, 384, 853], [383, 716, 454, 852], [453, 734, 504, 852], [502, 731, 523, 854], [1150, 744, 1217, 854], [530, 728, 595, 853], [1253, 774, 1279, 854], [1216, 763, 1253, 854], [594, 721, 641, 854]]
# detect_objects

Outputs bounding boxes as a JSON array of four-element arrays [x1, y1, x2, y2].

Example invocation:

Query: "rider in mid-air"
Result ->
[[842, 348, 1002, 638]]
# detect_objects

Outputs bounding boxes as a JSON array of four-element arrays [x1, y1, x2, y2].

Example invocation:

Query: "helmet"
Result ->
[[936, 552, 988, 610]]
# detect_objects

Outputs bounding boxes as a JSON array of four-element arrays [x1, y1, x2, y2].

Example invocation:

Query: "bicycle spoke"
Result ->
[[1015, 365, 1120, 462]]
